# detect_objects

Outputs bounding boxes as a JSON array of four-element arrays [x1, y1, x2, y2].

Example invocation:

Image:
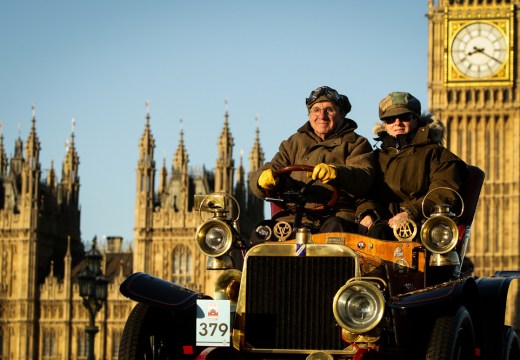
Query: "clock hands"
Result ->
[[467, 46, 484, 56], [467, 46, 503, 64], [480, 51, 503, 64]]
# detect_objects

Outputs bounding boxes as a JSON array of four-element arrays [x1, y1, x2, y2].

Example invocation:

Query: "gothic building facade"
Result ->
[[132, 106, 264, 294], [427, 0, 520, 326], [0, 109, 88, 360], [0, 106, 264, 359]]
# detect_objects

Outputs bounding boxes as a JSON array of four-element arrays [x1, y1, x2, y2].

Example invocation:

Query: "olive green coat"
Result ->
[[249, 118, 375, 223], [360, 115, 468, 221]]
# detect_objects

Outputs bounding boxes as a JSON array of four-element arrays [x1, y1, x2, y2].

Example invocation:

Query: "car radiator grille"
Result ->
[[244, 255, 356, 350]]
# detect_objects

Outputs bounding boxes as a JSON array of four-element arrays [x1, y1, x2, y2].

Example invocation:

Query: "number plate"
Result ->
[[196, 300, 231, 346]]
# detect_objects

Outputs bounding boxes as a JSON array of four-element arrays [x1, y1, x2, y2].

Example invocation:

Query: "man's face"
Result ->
[[384, 113, 418, 137], [308, 101, 342, 140]]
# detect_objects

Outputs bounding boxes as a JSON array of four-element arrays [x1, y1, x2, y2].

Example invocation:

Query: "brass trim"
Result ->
[[332, 279, 385, 333], [420, 216, 459, 254], [393, 218, 418, 241], [195, 219, 234, 257], [232, 243, 359, 353]]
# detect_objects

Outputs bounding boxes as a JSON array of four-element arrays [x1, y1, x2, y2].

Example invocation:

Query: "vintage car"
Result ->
[[118, 165, 520, 360]]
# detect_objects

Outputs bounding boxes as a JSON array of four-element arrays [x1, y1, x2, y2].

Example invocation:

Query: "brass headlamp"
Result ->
[[420, 188, 464, 267], [194, 193, 241, 270]]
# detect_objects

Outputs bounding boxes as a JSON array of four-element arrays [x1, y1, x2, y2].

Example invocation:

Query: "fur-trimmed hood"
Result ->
[[373, 113, 446, 145]]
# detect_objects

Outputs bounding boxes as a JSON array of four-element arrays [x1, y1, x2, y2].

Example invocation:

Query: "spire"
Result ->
[[46, 159, 56, 189], [25, 104, 41, 169], [135, 100, 156, 227], [249, 114, 265, 173], [235, 149, 246, 198], [9, 123, 24, 177], [158, 155, 168, 196], [138, 99, 155, 165], [248, 115, 265, 221], [20, 105, 41, 202], [215, 99, 234, 193], [173, 119, 189, 173], [62, 118, 80, 183], [134, 100, 157, 274], [219, 99, 233, 159], [59, 118, 80, 206], [173, 118, 189, 213], [236, 149, 245, 185]]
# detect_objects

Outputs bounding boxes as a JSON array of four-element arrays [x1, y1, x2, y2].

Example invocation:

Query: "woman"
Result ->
[[358, 92, 468, 240]]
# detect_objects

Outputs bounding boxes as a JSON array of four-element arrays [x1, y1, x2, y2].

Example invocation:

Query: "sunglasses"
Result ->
[[306, 86, 341, 105], [384, 113, 414, 124]]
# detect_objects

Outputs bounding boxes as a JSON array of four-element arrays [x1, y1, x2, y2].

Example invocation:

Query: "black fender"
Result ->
[[387, 277, 480, 350], [475, 272, 520, 359], [388, 277, 479, 311], [120, 272, 211, 310]]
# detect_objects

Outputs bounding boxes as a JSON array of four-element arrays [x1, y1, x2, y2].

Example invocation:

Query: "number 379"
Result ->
[[198, 322, 229, 337]]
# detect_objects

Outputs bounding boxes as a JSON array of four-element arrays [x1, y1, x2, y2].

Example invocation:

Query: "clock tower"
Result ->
[[428, 0, 519, 327]]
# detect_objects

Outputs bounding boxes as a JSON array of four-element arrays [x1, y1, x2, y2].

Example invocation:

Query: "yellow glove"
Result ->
[[311, 163, 337, 184], [258, 169, 278, 190]]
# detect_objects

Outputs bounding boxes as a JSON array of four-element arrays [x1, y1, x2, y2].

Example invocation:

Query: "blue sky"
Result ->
[[1, 1, 430, 246]]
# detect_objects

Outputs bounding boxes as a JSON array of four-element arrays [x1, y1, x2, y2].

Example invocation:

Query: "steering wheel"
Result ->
[[268, 165, 340, 211]]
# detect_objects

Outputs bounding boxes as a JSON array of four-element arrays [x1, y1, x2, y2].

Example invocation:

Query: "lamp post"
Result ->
[[78, 236, 109, 360]]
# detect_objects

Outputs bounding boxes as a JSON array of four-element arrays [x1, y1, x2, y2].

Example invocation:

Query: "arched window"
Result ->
[[112, 330, 121, 358], [42, 329, 56, 358], [77, 329, 87, 359], [172, 244, 193, 285]]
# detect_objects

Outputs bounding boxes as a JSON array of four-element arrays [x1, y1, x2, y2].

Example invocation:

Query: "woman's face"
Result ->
[[384, 113, 418, 137]]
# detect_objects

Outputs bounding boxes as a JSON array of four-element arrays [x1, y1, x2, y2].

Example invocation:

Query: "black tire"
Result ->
[[118, 303, 193, 360], [502, 326, 520, 360], [426, 306, 476, 360]]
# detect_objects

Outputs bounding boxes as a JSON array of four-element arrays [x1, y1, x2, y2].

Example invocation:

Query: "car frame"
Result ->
[[118, 165, 520, 360]]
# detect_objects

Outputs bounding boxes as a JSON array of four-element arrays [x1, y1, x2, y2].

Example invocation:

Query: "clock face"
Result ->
[[451, 22, 507, 78]]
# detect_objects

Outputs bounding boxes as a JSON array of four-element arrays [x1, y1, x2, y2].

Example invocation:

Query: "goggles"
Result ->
[[306, 86, 341, 106]]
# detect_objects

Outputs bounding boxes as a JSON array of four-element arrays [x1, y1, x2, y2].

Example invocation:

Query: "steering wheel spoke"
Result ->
[[267, 165, 339, 212]]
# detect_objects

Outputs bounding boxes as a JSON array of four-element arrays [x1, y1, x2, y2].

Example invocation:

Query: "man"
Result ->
[[249, 85, 374, 236]]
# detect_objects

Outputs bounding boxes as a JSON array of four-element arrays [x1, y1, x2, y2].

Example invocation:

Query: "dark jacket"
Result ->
[[249, 117, 375, 223], [359, 114, 468, 222]]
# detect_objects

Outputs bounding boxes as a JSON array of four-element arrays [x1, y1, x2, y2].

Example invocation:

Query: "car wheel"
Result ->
[[502, 326, 520, 360], [426, 306, 476, 360], [118, 303, 192, 359]]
